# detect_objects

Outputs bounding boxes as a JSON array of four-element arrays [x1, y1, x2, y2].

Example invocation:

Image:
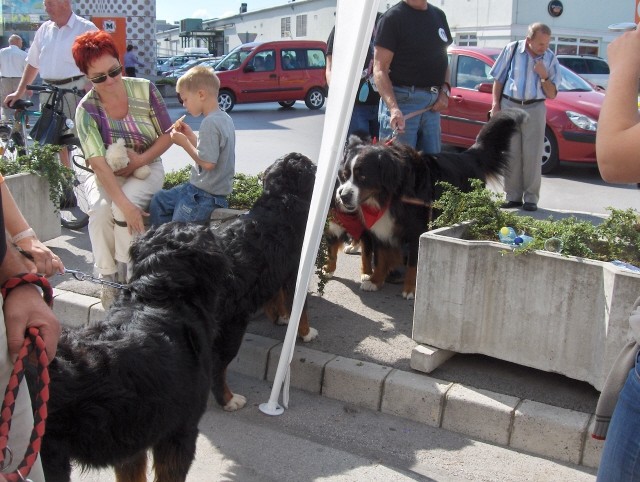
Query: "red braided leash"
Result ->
[[0, 273, 53, 482]]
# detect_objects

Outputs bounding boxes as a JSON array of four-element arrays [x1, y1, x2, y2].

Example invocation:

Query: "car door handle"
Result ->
[[451, 95, 464, 102], [270, 74, 277, 79]]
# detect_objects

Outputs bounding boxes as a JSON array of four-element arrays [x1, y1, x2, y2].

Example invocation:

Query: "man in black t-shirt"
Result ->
[[374, 0, 452, 154], [326, 13, 382, 139]]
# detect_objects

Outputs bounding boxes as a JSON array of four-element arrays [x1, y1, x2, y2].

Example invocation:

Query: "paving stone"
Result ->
[[322, 357, 392, 411], [510, 399, 591, 465], [441, 384, 519, 445], [381, 370, 452, 427], [229, 334, 281, 379], [582, 415, 604, 469], [89, 302, 107, 325], [53, 288, 99, 328], [267, 344, 335, 394]]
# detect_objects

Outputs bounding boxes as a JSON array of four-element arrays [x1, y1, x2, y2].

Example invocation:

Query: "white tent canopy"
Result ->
[[260, 0, 381, 415]]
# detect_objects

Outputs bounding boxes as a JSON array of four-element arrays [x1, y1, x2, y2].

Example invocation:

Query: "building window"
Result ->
[[296, 15, 307, 37], [457, 33, 477, 46], [552, 36, 601, 56], [281, 17, 291, 38]]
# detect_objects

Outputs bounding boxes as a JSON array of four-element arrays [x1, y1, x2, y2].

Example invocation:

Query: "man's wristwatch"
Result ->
[[541, 77, 548, 83], [441, 82, 451, 98]]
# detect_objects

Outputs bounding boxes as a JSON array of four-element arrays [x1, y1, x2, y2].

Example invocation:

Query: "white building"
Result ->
[[156, 0, 636, 60]]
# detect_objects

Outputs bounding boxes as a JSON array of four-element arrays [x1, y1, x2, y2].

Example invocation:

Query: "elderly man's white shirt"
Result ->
[[0, 45, 27, 77], [26, 12, 97, 79]]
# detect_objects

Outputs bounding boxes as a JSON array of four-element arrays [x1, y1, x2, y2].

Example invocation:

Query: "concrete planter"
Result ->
[[412, 222, 640, 391], [5, 172, 60, 241]]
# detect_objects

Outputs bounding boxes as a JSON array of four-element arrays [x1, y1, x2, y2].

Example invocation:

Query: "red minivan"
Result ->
[[214, 40, 328, 113]]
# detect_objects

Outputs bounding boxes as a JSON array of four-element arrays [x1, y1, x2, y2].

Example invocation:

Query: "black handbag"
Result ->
[[30, 104, 66, 145]]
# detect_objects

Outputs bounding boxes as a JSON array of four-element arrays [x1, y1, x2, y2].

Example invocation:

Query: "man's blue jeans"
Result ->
[[149, 183, 228, 225], [378, 85, 440, 154], [348, 104, 379, 139], [597, 351, 640, 481]]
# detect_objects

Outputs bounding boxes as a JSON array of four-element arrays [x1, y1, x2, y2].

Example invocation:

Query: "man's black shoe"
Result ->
[[522, 202, 538, 212], [500, 201, 523, 209]]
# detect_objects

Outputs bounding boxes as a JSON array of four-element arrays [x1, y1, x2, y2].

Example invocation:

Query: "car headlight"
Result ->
[[566, 111, 597, 131]]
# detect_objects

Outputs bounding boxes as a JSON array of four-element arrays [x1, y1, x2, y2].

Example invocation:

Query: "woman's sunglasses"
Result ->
[[89, 65, 123, 84]]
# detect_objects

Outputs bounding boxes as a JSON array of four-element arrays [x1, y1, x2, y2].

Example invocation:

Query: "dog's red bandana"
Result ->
[[332, 204, 388, 240]]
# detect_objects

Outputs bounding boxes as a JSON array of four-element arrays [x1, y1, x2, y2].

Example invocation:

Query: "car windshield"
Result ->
[[179, 58, 203, 70], [557, 65, 593, 92], [215, 46, 255, 71]]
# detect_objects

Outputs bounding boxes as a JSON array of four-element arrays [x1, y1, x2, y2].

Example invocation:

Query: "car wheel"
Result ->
[[218, 90, 235, 113], [304, 88, 325, 110], [541, 126, 560, 174], [278, 100, 296, 108]]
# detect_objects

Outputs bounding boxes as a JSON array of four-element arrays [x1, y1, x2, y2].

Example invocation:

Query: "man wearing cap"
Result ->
[[4, 0, 96, 165]]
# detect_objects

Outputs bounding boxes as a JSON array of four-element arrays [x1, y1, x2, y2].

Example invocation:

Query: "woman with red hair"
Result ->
[[72, 30, 174, 308]]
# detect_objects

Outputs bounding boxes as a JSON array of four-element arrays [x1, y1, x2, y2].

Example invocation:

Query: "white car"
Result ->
[[556, 54, 610, 89]]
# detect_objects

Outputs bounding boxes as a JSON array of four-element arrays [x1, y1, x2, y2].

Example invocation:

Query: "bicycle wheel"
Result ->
[[60, 143, 91, 230]]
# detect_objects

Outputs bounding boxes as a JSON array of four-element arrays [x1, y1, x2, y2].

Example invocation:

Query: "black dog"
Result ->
[[39, 224, 231, 481], [335, 108, 527, 299], [210, 152, 318, 410], [36, 153, 317, 481]]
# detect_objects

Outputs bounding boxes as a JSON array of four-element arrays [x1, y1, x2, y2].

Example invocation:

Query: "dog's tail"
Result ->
[[469, 108, 528, 179]]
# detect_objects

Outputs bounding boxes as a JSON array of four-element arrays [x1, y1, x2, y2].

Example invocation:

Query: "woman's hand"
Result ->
[[15, 237, 64, 276], [122, 202, 148, 235], [113, 149, 145, 178], [4, 284, 60, 364]]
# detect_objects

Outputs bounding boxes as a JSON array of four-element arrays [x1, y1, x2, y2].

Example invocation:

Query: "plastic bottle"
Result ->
[[498, 226, 516, 245], [514, 233, 533, 247]]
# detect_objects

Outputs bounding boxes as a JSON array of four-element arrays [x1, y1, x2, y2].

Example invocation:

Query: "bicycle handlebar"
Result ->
[[26, 83, 82, 96]]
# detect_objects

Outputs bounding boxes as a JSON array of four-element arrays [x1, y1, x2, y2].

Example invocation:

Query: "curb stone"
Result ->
[[53, 288, 603, 469]]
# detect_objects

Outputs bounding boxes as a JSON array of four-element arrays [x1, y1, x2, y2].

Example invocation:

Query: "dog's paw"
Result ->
[[360, 280, 379, 291], [300, 327, 318, 342], [223, 393, 247, 411], [321, 267, 335, 278], [275, 316, 289, 326], [361, 273, 371, 282], [402, 290, 415, 300], [343, 244, 360, 255]]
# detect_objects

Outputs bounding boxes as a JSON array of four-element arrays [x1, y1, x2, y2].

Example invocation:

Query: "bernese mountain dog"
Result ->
[[33, 153, 317, 482], [333, 108, 527, 299]]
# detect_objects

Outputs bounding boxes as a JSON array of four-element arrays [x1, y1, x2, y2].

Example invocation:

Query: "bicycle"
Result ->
[[4, 83, 92, 230], [0, 98, 33, 162]]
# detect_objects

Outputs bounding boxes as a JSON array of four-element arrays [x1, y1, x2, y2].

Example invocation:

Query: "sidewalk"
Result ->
[[46, 224, 603, 471]]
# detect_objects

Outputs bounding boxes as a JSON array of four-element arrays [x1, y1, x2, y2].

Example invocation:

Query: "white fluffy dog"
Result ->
[[105, 138, 150, 180]]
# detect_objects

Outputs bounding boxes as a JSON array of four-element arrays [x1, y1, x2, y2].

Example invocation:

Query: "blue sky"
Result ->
[[156, 0, 285, 24]]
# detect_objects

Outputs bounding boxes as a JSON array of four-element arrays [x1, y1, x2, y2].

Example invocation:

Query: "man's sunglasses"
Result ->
[[89, 65, 123, 84]]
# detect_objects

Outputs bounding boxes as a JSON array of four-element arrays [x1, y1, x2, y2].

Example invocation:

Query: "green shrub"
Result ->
[[0, 143, 74, 211], [432, 180, 640, 266], [162, 166, 190, 189], [228, 173, 263, 210], [154, 77, 177, 86], [163, 168, 263, 210]]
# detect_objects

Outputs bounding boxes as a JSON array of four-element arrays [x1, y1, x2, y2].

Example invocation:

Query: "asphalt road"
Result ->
[[70, 373, 596, 482], [163, 101, 640, 216]]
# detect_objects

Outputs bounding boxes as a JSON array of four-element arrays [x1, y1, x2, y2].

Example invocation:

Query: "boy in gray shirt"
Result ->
[[150, 66, 235, 225]]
